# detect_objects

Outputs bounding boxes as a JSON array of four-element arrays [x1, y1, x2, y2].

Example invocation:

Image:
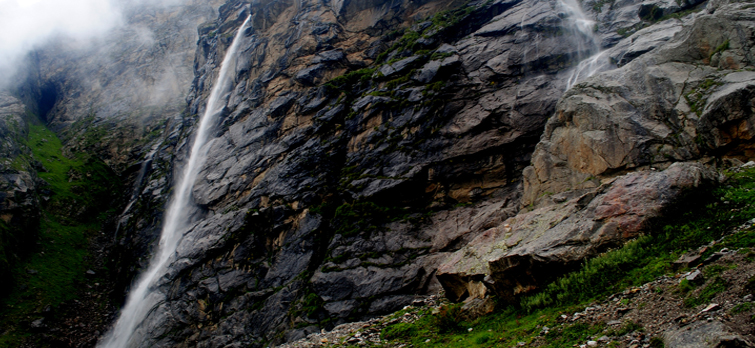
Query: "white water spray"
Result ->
[[98, 15, 251, 348], [558, 0, 611, 88]]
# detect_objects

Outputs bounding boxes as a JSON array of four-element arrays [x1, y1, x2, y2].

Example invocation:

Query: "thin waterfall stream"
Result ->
[[558, 0, 612, 88], [98, 15, 251, 348]]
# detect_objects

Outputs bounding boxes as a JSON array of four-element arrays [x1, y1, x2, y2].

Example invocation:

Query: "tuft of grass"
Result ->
[[710, 39, 730, 60], [605, 321, 643, 337], [678, 279, 696, 294], [683, 276, 727, 308], [731, 302, 754, 314], [432, 304, 465, 334], [382, 322, 418, 340]]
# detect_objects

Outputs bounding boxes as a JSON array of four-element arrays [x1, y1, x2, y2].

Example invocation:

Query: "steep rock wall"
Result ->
[[105, 0, 718, 346], [439, 0, 755, 304]]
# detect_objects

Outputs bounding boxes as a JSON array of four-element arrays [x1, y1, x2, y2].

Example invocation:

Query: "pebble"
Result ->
[[701, 303, 720, 313], [587, 340, 598, 347], [685, 269, 704, 283]]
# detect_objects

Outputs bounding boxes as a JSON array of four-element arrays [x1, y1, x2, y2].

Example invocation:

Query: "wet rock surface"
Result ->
[[105, 0, 755, 346], [2, 0, 755, 346]]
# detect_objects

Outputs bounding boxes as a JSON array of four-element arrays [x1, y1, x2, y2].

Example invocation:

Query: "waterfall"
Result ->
[[558, 0, 611, 88], [97, 15, 251, 348]]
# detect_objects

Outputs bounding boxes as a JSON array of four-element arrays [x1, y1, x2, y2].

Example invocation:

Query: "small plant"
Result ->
[[684, 277, 727, 307], [678, 279, 696, 293], [649, 336, 665, 348], [432, 304, 464, 333], [710, 39, 730, 60], [606, 321, 643, 337], [745, 275, 755, 295], [730, 303, 754, 314]]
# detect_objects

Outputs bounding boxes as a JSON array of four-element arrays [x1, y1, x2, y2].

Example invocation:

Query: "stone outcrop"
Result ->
[[107, 0, 646, 345], [438, 162, 719, 302]]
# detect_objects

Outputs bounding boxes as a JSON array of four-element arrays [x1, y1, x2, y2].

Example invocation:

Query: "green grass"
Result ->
[[683, 276, 727, 308], [731, 302, 754, 314], [377, 167, 755, 348], [376, 305, 603, 348], [0, 123, 121, 347]]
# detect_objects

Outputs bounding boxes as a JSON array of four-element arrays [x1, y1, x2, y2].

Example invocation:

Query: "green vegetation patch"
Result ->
[[0, 122, 121, 347], [683, 276, 727, 308]]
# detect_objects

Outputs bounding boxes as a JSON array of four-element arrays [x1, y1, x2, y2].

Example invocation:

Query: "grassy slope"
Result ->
[[0, 124, 120, 347], [353, 167, 755, 348]]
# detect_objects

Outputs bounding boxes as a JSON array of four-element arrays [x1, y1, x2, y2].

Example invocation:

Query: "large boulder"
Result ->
[[437, 162, 718, 302]]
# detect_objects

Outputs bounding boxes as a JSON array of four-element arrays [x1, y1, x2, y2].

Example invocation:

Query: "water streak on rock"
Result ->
[[558, 0, 611, 88]]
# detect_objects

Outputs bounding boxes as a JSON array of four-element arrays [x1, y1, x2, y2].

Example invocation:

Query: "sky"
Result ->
[[0, 0, 124, 80]]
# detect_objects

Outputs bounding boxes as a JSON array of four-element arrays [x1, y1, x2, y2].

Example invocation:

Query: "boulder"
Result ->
[[664, 320, 754, 348], [438, 163, 718, 302]]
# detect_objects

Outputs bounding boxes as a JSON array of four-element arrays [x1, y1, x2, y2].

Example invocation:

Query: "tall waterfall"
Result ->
[[98, 15, 251, 348], [558, 0, 611, 88]]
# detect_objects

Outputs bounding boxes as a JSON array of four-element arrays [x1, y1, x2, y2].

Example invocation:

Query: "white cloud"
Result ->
[[0, 0, 124, 80]]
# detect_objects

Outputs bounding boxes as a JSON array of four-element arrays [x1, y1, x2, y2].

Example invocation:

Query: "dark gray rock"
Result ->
[[295, 64, 326, 86], [378, 56, 421, 78], [413, 60, 441, 84], [312, 49, 346, 64], [664, 320, 754, 348]]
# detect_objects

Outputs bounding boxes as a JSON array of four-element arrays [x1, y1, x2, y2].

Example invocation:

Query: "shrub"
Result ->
[[432, 304, 464, 333]]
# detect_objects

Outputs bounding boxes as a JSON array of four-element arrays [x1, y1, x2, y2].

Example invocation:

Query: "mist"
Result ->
[[0, 0, 125, 81], [0, 0, 198, 87]]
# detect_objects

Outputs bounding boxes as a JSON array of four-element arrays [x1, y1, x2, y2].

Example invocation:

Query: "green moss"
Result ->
[[324, 68, 376, 94], [710, 39, 730, 60], [593, 0, 616, 12], [683, 276, 727, 307]]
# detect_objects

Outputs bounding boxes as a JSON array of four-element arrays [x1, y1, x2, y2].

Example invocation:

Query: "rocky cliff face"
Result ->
[[0, 93, 40, 291], [107, 0, 755, 346], [3, 0, 755, 346]]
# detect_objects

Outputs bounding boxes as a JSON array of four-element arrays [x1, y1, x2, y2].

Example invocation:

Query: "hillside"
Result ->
[[0, 0, 753, 347]]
